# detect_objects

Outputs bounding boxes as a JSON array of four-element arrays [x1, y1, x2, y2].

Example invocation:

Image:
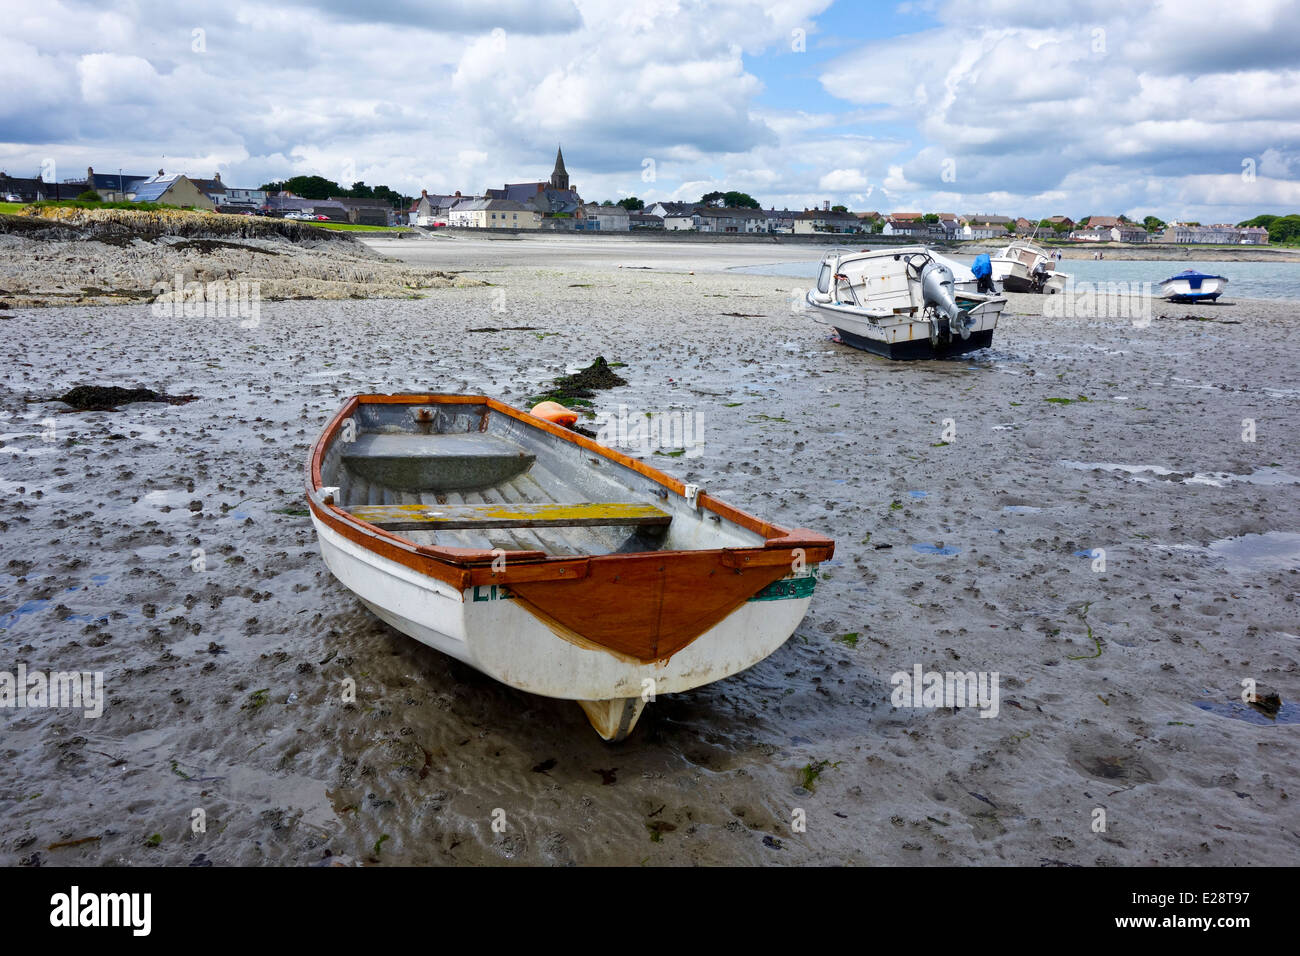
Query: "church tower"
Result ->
[[549, 145, 569, 191]]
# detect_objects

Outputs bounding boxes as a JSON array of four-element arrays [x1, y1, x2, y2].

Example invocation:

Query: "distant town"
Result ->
[[1, 146, 1287, 245]]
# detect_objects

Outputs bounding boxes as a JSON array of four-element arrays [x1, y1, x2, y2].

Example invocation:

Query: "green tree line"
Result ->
[[1238, 214, 1300, 243], [260, 175, 413, 209]]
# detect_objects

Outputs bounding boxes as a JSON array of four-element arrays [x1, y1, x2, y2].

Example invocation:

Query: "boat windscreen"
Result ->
[[817, 262, 833, 294]]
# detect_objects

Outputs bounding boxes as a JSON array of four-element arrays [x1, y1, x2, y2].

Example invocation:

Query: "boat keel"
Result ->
[[578, 697, 646, 742], [835, 327, 994, 360]]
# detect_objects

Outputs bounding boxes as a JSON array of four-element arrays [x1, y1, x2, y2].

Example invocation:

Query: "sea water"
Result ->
[[732, 257, 1300, 301]]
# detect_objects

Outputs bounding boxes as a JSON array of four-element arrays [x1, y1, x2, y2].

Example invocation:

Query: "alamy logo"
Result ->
[[151, 273, 261, 327], [890, 665, 999, 718], [0, 664, 104, 718], [50, 886, 151, 936], [1043, 280, 1153, 327]]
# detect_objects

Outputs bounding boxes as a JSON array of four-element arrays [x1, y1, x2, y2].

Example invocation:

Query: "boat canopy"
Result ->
[[1162, 269, 1227, 289]]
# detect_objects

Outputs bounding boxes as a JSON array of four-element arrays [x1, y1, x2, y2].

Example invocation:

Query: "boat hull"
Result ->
[[313, 515, 816, 702], [306, 394, 835, 740], [1000, 273, 1038, 293], [807, 292, 1004, 361], [1159, 276, 1227, 302], [834, 325, 995, 360]]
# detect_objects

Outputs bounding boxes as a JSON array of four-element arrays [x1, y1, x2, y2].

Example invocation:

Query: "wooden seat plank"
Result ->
[[340, 432, 535, 493], [346, 501, 672, 532]]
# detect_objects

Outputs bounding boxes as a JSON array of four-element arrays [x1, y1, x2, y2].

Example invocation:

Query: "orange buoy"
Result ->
[[529, 400, 578, 427]]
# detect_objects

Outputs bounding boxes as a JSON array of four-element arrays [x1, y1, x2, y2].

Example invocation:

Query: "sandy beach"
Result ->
[[1, 232, 1297, 867]]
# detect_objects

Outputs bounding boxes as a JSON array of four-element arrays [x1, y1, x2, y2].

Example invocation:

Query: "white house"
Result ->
[[447, 198, 541, 229], [1111, 224, 1149, 243], [883, 218, 932, 238], [224, 187, 267, 209], [645, 201, 697, 220], [961, 216, 1012, 240], [764, 208, 796, 233], [414, 190, 470, 226]]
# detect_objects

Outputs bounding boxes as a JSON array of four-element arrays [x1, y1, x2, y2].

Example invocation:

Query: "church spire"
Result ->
[[550, 144, 569, 191]]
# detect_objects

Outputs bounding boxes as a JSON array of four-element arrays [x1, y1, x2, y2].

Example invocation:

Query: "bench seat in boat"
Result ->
[[341, 432, 535, 491], [346, 501, 673, 532]]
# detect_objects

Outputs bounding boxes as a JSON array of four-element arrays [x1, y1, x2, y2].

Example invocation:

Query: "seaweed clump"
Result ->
[[55, 385, 198, 411], [530, 356, 627, 408]]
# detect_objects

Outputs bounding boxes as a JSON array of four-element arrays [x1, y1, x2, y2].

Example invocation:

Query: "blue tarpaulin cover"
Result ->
[[972, 254, 992, 278], [1162, 269, 1226, 290]]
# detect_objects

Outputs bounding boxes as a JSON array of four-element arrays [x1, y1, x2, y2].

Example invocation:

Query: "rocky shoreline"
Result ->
[[0, 207, 486, 309]]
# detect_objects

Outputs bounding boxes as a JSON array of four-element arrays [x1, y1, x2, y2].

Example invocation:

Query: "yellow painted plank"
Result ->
[[346, 501, 672, 531]]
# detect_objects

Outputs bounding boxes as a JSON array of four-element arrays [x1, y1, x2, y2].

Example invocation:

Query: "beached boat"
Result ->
[[305, 394, 834, 740], [990, 239, 1069, 293], [1158, 269, 1228, 302], [804, 246, 1007, 360]]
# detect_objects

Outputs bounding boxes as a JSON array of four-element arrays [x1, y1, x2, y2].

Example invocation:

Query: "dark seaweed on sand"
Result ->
[[528, 356, 627, 409], [54, 385, 199, 411]]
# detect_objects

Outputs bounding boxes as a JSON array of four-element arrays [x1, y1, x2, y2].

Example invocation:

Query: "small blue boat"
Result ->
[[1159, 269, 1228, 302]]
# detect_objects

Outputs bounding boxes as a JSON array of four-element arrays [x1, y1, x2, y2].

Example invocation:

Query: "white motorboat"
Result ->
[[1158, 270, 1228, 302], [306, 394, 835, 740], [804, 246, 1007, 359], [990, 239, 1069, 293]]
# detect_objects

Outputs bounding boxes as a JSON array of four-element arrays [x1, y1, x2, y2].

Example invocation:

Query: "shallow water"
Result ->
[[734, 257, 1300, 301], [1207, 531, 1300, 573], [1195, 699, 1300, 726]]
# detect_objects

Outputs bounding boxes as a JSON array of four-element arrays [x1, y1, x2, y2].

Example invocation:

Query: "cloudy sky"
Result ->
[[1, 0, 1297, 221]]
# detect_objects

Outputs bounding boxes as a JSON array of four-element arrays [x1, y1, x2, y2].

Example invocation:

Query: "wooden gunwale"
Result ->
[[305, 394, 834, 592]]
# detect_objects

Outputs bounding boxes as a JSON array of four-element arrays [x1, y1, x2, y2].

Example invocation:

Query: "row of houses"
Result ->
[[1064, 218, 1267, 244], [416, 198, 870, 235], [879, 212, 1076, 240], [409, 148, 875, 235], [1160, 222, 1269, 244], [1066, 216, 1152, 243], [6, 157, 1274, 244], [409, 148, 596, 230], [0, 166, 400, 225], [881, 212, 980, 240], [409, 190, 629, 231], [877, 211, 1269, 244], [647, 202, 864, 234]]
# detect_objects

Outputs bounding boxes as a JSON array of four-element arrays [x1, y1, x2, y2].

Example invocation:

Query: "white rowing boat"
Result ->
[[306, 394, 835, 740], [1158, 270, 1228, 302]]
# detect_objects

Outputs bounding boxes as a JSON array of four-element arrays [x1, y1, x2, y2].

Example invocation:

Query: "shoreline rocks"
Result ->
[[0, 207, 488, 308]]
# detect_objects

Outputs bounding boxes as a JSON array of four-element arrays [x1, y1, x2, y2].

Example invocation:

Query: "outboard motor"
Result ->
[[919, 259, 972, 343]]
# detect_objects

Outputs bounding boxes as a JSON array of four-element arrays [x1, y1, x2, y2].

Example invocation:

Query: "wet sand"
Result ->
[[1, 237, 1298, 866]]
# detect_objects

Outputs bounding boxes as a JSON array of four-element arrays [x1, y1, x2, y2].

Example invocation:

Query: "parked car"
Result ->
[[314, 215, 330, 221]]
